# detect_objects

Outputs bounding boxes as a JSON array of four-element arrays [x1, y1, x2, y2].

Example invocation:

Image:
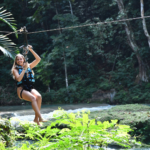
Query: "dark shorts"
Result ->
[[19, 84, 34, 99]]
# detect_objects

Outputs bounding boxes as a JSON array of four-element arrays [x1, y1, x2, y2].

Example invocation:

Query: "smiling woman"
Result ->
[[11, 45, 46, 125]]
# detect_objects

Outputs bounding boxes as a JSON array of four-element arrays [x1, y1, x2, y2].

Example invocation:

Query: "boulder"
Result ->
[[0, 112, 16, 119], [0, 118, 14, 147], [89, 89, 116, 104]]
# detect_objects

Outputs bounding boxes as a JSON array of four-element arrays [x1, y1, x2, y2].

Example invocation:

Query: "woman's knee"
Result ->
[[30, 95, 36, 103], [36, 94, 42, 102]]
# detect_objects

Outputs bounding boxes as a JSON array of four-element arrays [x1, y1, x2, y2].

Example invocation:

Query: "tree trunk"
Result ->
[[116, 0, 148, 83], [63, 51, 69, 89], [48, 85, 50, 92], [55, 3, 69, 91], [69, 1, 73, 16], [140, 0, 150, 48], [69, 0, 74, 23]]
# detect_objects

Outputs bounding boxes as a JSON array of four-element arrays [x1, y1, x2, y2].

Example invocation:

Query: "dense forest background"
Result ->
[[1, 0, 150, 105]]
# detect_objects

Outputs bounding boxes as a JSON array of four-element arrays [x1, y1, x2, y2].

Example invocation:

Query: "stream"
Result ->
[[0, 103, 112, 122]]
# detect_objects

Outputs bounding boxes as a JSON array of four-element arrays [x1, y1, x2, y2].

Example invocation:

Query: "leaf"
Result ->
[[0, 7, 18, 38], [0, 46, 13, 58], [82, 114, 88, 126]]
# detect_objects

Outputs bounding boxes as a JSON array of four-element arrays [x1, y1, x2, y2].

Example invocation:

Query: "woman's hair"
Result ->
[[11, 54, 25, 79]]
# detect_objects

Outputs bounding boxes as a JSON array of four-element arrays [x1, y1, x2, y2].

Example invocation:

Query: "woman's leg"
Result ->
[[21, 90, 42, 125], [30, 89, 47, 122], [31, 89, 42, 111], [31, 89, 42, 122]]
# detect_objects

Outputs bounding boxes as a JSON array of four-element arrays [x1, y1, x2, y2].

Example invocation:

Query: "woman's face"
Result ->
[[16, 55, 24, 66]]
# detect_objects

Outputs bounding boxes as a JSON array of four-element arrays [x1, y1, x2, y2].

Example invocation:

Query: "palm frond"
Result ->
[[0, 7, 18, 38], [0, 35, 16, 59], [0, 7, 18, 59], [0, 46, 14, 58]]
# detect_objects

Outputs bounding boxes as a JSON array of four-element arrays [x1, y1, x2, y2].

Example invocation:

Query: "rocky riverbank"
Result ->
[[89, 104, 150, 147]]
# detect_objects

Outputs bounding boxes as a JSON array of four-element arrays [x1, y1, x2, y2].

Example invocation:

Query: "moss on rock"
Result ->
[[0, 118, 15, 147], [90, 104, 150, 145]]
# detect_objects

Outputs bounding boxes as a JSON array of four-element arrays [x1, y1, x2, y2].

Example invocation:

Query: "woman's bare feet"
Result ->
[[34, 118, 40, 126], [39, 118, 48, 122]]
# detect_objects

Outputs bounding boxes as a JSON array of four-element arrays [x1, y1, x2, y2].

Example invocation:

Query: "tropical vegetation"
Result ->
[[0, 0, 150, 105], [0, 7, 17, 58], [0, 109, 141, 149]]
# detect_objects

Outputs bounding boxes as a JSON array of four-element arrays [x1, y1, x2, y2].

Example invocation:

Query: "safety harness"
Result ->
[[16, 65, 35, 91]]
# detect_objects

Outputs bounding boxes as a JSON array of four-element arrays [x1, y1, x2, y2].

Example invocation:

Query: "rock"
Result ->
[[15, 126, 25, 133], [41, 117, 70, 129], [0, 112, 16, 119], [89, 89, 116, 104]]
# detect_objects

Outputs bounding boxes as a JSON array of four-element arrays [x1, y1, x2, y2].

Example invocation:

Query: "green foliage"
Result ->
[[114, 83, 150, 104], [35, 52, 52, 87], [0, 118, 16, 147], [7, 110, 140, 149], [0, 56, 13, 84], [0, 141, 6, 150], [90, 104, 150, 145], [98, 79, 115, 91], [1, 0, 150, 105], [41, 81, 97, 104], [0, 7, 17, 37], [131, 122, 150, 145], [0, 35, 16, 58], [0, 7, 17, 58], [0, 56, 21, 105]]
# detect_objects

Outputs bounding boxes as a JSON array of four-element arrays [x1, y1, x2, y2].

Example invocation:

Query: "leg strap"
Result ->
[[20, 88, 24, 99]]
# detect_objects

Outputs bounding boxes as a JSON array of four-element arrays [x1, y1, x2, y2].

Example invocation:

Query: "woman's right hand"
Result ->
[[23, 62, 28, 70]]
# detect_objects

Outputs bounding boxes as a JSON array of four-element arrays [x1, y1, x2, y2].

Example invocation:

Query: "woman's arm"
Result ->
[[13, 63, 28, 82], [28, 45, 41, 69]]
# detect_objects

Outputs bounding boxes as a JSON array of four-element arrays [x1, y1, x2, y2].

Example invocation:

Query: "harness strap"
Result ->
[[20, 88, 24, 99]]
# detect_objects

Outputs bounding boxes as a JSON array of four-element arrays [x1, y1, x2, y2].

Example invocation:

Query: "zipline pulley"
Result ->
[[19, 26, 29, 62]]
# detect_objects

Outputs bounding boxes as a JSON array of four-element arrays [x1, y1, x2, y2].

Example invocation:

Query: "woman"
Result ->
[[12, 45, 44, 125]]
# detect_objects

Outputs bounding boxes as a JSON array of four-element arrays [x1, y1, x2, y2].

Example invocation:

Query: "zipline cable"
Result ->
[[27, 16, 150, 34], [1, 15, 150, 36], [2, 29, 21, 37]]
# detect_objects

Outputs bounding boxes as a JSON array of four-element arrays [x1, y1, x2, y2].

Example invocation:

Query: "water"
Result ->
[[9, 104, 113, 126], [0, 103, 113, 127], [0, 103, 112, 119], [92, 146, 150, 150], [14, 141, 150, 150]]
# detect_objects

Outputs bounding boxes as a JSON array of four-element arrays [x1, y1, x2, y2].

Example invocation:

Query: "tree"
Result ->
[[116, 0, 148, 83]]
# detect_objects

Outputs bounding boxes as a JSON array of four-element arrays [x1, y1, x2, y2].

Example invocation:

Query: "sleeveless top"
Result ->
[[16, 66, 35, 91]]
